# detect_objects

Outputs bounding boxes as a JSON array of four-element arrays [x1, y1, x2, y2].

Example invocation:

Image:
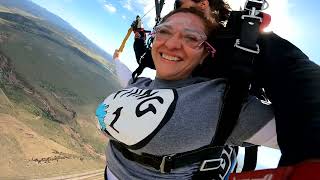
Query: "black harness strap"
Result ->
[[199, 1, 265, 177], [211, 0, 262, 146], [233, 146, 239, 171], [242, 145, 259, 171], [111, 140, 224, 174], [155, 0, 165, 25]]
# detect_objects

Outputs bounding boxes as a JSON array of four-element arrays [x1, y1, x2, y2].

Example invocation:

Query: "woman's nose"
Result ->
[[164, 33, 182, 49]]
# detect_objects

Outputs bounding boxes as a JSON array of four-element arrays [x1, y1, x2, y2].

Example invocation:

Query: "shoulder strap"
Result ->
[[155, 0, 165, 25], [209, 1, 268, 174], [211, 0, 265, 146], [242, 145, 259, 171]]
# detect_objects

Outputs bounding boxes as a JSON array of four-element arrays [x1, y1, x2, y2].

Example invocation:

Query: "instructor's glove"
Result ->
[[95, 102, 108, 131]]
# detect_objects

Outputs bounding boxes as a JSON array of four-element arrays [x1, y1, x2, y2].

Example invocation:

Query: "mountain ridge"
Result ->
[[0, 0, 113, 62]]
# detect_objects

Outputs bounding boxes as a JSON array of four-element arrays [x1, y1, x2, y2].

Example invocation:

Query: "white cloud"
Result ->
[[123, 0, 133, 11], [104, 3, 117, 13], [122, 15, 127, 20]]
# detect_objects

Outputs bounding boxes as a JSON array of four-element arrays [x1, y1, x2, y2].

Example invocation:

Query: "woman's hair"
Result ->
[[159, 7, 219, 37], [208, 0, 231, 22]]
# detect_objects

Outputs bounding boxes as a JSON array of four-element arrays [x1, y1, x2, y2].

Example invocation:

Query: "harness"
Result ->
[[116, 0, 270, 179]]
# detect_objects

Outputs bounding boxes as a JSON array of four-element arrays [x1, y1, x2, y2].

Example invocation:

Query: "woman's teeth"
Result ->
[[161, 53, 180, 61]]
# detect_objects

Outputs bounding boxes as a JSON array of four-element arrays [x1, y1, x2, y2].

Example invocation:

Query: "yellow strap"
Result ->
[[118, 27, 133, 53]]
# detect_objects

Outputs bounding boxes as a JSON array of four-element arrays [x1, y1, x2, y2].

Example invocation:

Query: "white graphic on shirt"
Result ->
[[219, 146, 235, 179], [103, 87, 176, 146]]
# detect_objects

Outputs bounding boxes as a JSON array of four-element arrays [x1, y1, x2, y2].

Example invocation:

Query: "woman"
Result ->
[[132, 0, 320, 166], [97, 8, 276, 180]]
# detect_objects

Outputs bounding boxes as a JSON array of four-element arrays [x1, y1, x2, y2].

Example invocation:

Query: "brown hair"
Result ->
[[208, 0, 231, 22], [159, 7, 219, 37]]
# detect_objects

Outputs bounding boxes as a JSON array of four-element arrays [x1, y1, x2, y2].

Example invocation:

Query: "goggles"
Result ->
[[154, 23, 216, 58], [154, 23, 207, 49], [153, 23, 216, 58]]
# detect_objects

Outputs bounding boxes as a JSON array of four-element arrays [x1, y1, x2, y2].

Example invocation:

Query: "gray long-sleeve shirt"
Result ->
[[102, 76, 274, 179]]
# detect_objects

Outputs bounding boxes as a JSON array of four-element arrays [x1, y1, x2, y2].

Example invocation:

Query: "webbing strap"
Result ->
[[159, 0, 165, 12], [155, 0, 165, 24], [211, 2, 263, 147], [207, 1, 264, 177], [155, 0, 160, 19], [111, 141, 224, 173], [242, 145, 259, 171], [211, 79, 250, 146]]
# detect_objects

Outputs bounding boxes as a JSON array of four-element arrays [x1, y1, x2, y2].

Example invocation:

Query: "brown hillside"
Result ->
[[0, 113, 104, 178]]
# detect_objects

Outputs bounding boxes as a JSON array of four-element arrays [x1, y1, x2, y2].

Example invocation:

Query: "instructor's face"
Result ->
[[179, 0, 204, 9]]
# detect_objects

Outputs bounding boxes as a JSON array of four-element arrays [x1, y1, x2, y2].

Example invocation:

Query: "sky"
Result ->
[[30, 0, 320, 74], [29, 0, 319, 169]]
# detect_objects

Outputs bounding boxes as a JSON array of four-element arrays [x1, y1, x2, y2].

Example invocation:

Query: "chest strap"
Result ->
[[111, 141, 225, 174]]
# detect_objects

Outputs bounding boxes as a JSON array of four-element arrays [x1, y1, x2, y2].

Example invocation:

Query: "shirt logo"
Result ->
[[103, 87, 177, 149]]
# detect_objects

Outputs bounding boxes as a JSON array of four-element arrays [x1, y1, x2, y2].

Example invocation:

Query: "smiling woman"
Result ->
[[96, 7, 277, 180], [151, 9, 216, 80]]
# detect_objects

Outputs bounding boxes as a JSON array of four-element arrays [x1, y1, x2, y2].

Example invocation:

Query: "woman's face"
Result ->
[[151, 12, 208, 80]]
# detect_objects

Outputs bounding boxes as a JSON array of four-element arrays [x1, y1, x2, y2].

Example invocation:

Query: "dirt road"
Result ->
[[34, 169, 105, 180]]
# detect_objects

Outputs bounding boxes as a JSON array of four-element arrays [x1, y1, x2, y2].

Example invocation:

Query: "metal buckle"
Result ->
[[234, 39, 260, 54], [160, 155, 172, 173], [241, 14, 262, 22], [199, 158, 223, 171], [245, 0, 268, 12]]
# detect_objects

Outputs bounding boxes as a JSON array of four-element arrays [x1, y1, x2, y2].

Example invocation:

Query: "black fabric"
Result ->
[[210, 79, 249, 146], [132, 38, 154, 81], [211, 10, 259, 146], [133, 38, 146, 63], [242, 145, 259, 171], [132, 10, 320, 166], [255, 33, 320, 166], [209, 12, 320, 166]]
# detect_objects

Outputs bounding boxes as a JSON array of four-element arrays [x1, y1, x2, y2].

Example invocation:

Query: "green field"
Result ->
[[0, 4, 122, 178]]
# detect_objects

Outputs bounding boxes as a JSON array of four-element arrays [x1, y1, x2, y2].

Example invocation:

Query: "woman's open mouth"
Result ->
[[160, 53, 181, 62]]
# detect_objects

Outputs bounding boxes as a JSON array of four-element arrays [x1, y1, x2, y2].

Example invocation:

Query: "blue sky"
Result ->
[[29, 0, 319, 169]]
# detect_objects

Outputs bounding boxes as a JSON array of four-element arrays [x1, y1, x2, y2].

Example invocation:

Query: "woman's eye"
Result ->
[[158, 28, 171, 35], [184, 35, 198, 43]]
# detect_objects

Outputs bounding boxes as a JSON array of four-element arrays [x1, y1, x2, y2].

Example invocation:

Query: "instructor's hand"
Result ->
[[113, 49, 120, 60]]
